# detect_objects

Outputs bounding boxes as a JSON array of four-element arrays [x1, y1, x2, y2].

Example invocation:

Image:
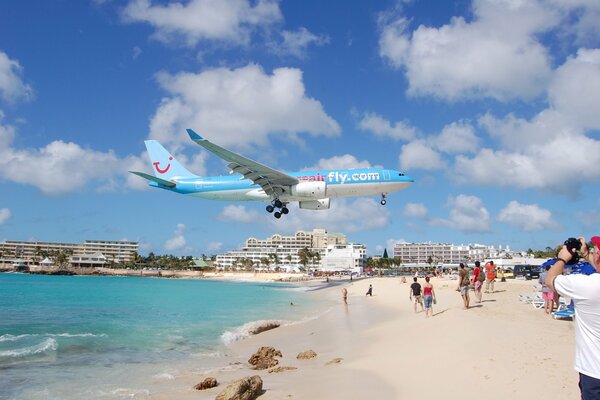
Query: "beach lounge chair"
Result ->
[[531, 297, 545, 309], [553, 307, 575, 320], [553, 299, 575, 320]]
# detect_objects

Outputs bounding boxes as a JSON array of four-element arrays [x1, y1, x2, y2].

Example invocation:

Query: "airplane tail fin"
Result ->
[[143, 140, 197, 180]]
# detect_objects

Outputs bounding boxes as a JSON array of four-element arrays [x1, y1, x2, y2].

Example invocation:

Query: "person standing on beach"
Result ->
[[485, 261, 497, 293], [409, 277, 423, 313], [342, 287, 348, 305], [422, 276, 436, 318], [539, 266, 555, 314], [546, 236, 600, 400], [472, 261, 484, 303], [366, 284, 373, 296], [458, 263, 470, 310]]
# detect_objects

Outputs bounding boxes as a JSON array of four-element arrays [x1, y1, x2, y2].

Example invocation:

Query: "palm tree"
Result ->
[[268, 253, 279, 271], [298, 248, 310, 270]]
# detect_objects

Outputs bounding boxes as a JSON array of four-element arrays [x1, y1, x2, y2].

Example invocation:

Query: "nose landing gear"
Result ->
[[380, 193, 387, 206]]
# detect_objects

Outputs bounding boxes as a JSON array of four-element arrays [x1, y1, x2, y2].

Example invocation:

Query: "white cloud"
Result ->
[[431, 194, 490, 232], [149, 64, 340, 149], [357, 112, 416, 141], [402, 202, 427, 219], [122, 0, 282, 47], [0, 51, 34, 103], [164, 223, 187, 251], [218, 198, 391, 233], [379, 0, 557, 101], [219, 205, 263, 223], [433, 121, 479, 154], [0, 120, 147, 195], [497, 201, 558, 231], [273, 27, 329, 58], [132, 46, 142, 59], [0, 208, 11, 224], [305, 154, 374, 170], [206, 241, 223, 253], [548, 49, 600, 131], [399, 140, 446, 171]]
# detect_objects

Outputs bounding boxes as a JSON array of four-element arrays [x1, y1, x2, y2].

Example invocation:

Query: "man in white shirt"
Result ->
[[547, 236, 600, 400]]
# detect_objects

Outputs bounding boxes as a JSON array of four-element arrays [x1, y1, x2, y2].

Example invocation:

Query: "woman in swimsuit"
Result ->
[[422, 276, 436, 318]]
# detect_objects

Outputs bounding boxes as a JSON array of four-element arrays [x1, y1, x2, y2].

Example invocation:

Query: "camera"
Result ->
[[563, 237, 582, 265]]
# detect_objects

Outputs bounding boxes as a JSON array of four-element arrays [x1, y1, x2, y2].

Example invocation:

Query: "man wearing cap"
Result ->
[[546, 236, 600, 400]]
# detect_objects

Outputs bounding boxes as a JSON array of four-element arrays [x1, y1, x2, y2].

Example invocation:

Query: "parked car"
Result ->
[[514, 265, 540, 280], [497, 268, 514, 279]]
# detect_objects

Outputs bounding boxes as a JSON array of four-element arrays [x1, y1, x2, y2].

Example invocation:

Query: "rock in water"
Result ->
[[215, 375, 263, 400], [248, 346, 282, 370], [193, 377, 218, 390], [296, 350, 317, 359]]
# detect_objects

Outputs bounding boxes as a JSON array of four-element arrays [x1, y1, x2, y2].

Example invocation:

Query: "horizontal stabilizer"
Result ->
[[129, 171, 176, 188]]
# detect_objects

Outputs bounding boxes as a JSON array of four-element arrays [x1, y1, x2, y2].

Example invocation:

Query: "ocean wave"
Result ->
[[0, 333, 106, 342], [221, 319, 285, 346], [0, 337, 58, 358]]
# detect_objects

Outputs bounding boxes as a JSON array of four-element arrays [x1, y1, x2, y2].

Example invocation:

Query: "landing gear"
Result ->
[[380, 193, 387, 206], [267, 199, 289, 218]]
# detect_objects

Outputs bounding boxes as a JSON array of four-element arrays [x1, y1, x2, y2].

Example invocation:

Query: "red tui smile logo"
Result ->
[[153, 156, 173, 174]]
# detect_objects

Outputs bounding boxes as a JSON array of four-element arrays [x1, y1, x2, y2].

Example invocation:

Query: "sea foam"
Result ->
[[0, 337, 58, 358], [221, 319, 284, 345]]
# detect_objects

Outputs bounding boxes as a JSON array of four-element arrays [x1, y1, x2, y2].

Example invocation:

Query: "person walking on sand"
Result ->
[[423, 276, 436, 318], [458, 263, 470, 310], [409, 277, 424, 313], [472, 261, 484, 303], [342, 287, 348, 305], [485, 260, 497, 293], [366, 284, 373, 296]]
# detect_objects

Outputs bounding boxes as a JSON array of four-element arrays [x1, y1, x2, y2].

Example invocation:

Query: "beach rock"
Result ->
[[325, 357, 343, 365], [268, 366, 297, 373], [296, 350, 317, 360], [248, 346, 282, 370], [249, 321, 280, 335], [215, 375, 263, 400], [194, 377, 218, 390]]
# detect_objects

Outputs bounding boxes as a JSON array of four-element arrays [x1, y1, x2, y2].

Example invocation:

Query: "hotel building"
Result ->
[[393, 242, 497, 265], [216, 228, 366, 272], [0, 239, 138, 267]]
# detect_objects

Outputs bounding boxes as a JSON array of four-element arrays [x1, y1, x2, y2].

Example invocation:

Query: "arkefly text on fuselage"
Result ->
[[130, 129, 414, 218]]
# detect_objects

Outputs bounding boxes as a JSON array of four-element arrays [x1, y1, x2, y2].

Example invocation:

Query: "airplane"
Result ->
[[130, 129, 414, 218]]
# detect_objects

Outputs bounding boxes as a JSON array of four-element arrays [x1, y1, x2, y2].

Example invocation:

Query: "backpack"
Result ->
[[477, 268, 486, 282]]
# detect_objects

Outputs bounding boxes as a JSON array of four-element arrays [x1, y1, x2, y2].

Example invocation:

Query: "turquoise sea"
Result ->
[[0, 273, 320, 400]]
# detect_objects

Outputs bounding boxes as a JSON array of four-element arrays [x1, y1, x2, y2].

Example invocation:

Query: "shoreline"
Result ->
[[155, 276, 579, 399]]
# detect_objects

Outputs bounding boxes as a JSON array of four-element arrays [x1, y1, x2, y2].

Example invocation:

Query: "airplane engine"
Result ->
[[291, 181, 327, 198], [299, 198, 330, 210]]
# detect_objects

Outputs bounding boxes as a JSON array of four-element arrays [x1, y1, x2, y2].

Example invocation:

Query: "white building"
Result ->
[[393, 242, 497, 265], [216, 228, 364, 272], [321, 244, 366, 273]]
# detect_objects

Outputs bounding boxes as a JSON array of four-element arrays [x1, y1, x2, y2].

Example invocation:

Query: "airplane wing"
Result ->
[[187, 129, 299, 198]]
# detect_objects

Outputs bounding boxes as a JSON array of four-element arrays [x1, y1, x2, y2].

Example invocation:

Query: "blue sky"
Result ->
[[1, 0, 600, 256]]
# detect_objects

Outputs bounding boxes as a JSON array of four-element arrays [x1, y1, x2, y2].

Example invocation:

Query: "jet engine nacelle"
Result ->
[[299, 198, 330, 210], [291, 181, 327, 198]]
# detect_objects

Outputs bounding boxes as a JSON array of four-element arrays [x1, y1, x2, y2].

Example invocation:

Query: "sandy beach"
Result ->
[[150, 275, 579, 399]]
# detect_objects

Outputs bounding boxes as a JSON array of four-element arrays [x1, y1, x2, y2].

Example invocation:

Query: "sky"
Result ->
[[1, 0, 600, 257]]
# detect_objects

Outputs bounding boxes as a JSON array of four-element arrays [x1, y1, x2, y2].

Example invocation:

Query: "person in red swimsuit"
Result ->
[[422, 276, 436, 318]]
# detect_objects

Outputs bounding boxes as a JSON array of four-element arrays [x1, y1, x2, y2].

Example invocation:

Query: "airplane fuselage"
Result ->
[[150, 168, 412, 202]]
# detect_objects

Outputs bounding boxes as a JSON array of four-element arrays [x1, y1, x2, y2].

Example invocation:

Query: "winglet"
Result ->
[[186, 128, 203, 141]]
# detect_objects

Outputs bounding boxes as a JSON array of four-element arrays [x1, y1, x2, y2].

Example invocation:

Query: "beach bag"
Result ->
[[478, 269, 486, 282]]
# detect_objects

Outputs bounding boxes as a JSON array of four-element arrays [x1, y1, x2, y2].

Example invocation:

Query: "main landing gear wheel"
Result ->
[[268, 199, 288, 218]]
